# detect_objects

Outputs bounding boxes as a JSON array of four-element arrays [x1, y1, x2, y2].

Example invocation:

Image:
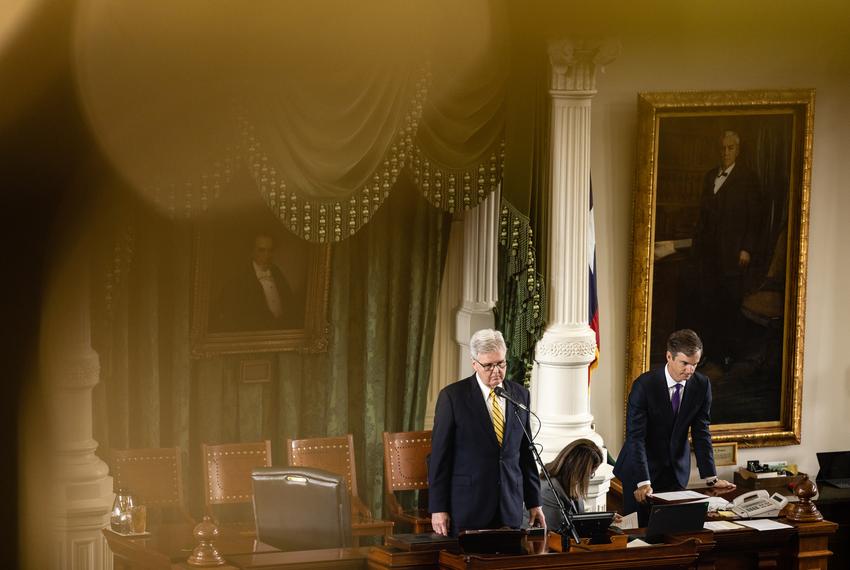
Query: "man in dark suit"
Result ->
[[693, 130, 762, 367], [212, 233, 300, 332], [429, 329, 545, 536], [614, 329, 735, 524]]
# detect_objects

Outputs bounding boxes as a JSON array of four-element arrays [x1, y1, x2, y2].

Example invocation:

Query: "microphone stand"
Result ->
[[502, 393, 581, 546]]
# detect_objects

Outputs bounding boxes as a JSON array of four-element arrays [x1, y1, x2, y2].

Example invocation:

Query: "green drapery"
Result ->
[[92, 174, 451, 517], [495, 23, 550, 383]]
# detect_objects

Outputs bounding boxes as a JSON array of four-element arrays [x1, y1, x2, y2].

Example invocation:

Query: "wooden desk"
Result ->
[[667, 519, 836, 570], [437, 539, 700, 569], [811, 484, 850, 569], [103, 523, 370, 570], [646, 487, 837, 569], [105, 519, 836, 570], [368, 520, 836, 570]]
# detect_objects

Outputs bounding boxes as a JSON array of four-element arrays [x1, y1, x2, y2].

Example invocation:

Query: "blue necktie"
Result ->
[[671, 383, 682, 415]]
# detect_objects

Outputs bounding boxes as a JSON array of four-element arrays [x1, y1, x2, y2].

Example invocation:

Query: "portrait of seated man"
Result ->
[[210, 232, 303, 332]]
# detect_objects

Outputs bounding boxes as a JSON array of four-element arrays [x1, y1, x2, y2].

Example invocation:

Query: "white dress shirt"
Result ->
[[475, 374, 505, 419], [713, 162, 736, 193], [253, 261, 283, 318]]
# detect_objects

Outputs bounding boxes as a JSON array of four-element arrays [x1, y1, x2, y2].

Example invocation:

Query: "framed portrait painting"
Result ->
[[627, 89, 815, 447], [190, 195, 331, 357]]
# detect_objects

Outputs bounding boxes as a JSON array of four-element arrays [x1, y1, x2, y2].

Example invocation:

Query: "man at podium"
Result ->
[[428, 329, 545, 536]]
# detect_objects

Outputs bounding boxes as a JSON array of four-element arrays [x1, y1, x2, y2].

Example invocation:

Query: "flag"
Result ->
[[588, 184, 600, 381]]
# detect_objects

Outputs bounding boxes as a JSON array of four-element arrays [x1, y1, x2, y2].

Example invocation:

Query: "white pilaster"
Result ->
[[41, 238, 114, 569], [455, 188, 500, 377], [424, 217, 464, 430], [534, 39, 618, 511]]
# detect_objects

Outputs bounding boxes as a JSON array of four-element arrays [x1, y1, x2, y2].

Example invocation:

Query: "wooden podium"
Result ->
[[437, 538, 699, 569], [367, 520, 837, 570]]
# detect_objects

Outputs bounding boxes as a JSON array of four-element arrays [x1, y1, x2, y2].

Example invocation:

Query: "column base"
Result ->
[[51, 476, 114, 570]]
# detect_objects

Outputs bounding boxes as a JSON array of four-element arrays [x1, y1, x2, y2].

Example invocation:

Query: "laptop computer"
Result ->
[[816, 451, 850, 489], [632, 501, 708, 544]]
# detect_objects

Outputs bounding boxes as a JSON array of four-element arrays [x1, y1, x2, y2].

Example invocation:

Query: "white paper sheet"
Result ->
[[704, 520, 746, 531], [651, 490, 710, 501], [735, 519, 793, 531], [626, 538, 652, 548], [684, 495, 732, 511], [611, 511, 639, 530]]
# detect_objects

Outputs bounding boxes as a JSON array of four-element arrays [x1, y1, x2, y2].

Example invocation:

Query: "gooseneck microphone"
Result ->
[[493, 385, 530, 412], [495, 383, 580, 545]]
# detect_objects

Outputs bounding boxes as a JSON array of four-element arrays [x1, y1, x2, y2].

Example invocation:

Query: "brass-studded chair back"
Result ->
[[110, 447, 193, 525], [202, 440, 272, 523], [382, 430, 432, 533]]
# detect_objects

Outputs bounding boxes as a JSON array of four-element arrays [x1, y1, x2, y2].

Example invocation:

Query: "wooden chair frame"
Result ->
[[110, 446, 194, 524], [382, 430, 432, 533], [288, 434, 393, 543], [201, 440, 272, 521]]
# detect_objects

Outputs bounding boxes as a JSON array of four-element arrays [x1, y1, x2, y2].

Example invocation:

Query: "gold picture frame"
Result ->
[[190, 206, 331, 357], [627, 89, 815, 448]]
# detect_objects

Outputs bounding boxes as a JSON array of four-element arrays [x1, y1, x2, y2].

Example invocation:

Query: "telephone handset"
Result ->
[[730, 490, 789, 518]]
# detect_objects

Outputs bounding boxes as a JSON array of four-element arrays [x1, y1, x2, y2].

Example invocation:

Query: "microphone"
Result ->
[[494, 385, 530, 412]]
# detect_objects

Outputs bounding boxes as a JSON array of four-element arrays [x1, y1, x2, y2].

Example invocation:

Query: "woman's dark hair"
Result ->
[[542, 438, 603, 500]]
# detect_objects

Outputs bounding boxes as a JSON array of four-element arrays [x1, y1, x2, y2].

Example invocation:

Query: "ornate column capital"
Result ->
[[535, 330, 597, 367], [547, 38, 620, 93]]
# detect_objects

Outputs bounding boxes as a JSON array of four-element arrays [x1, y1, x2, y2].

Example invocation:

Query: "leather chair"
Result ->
[[382, 430, 432, 533], [202, 440, 272, 524], [110, 447, 193, 525], [251, 466, 351, 551], [287, 434, 394, 544]]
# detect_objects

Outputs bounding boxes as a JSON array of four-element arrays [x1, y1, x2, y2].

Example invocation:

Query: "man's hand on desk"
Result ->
[[634, 483, 653, 503], [527, 506, 545, 530], [431, 512, 450, 536], [713, 479, 736, 490]]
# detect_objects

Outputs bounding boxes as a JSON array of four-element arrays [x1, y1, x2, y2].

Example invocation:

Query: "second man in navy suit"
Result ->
[[614, 329, 735, 524], [429, 329, 545, 536]]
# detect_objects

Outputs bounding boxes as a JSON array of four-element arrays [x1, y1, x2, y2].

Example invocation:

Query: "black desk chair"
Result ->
[[251, 466, 352, 551]]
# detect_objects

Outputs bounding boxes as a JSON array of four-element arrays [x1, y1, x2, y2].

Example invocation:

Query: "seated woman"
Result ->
[[540, 438, 607, 530]]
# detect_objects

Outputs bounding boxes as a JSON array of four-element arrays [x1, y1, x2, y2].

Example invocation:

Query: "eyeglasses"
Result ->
[[474, 359, 507, 373]]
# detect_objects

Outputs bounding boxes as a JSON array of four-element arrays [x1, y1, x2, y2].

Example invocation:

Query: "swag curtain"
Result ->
[[92, 177, 451, 516], [77, 0, 529, 514], [74, 0, 509, 241]]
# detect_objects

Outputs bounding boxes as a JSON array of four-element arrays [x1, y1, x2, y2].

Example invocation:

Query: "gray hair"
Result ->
[[721, 130, 740, 145], [469, 329, 507, 359]]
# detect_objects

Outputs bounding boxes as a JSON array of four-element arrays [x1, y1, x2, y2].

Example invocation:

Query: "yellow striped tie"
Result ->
[[490, 389, 504, 446]]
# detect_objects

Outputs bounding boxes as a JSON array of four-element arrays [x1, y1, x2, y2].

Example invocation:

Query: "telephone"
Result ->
[[730, 490, 789, 518]]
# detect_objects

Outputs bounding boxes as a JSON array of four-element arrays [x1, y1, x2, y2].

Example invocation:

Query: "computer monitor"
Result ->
[[645, 501, 708, 541], [816, 451, 850, 488], [570, 511, 616, 544]]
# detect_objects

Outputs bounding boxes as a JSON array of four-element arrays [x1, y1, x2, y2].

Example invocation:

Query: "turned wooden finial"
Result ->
[[785, 474, 823, 523], [187, 515, 226, 567]]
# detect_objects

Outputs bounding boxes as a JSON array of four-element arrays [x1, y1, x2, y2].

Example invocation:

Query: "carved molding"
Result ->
[[535, 336, 597, 362], [46, 352, 101, 390], [548, 38, 620, 93]]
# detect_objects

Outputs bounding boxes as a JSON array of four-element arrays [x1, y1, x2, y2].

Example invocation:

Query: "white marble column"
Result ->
[[425, 189, 500, 429], [40, 239, 114, 569], [455, 187, 500, 377], [533, 39, 618, 511]]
